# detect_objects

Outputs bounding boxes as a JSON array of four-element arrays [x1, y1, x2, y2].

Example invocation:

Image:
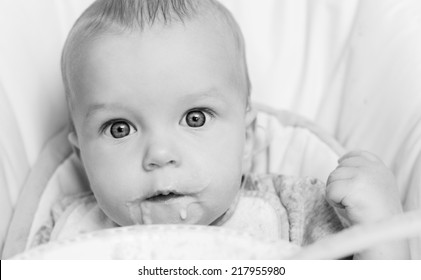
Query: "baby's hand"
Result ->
[[326, 151, 403, 226]]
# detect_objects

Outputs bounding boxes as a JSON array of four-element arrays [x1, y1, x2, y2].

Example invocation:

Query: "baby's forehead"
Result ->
[[79, 18, 243, 72], [78, 18, 242, 73], [69, 23, 248, 101]]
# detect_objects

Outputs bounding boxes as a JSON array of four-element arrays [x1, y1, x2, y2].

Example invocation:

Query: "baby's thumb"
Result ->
[[325, 182, 352, 228]]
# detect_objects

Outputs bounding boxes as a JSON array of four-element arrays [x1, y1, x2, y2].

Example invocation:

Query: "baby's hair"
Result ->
[[61, 0, 250, 112]]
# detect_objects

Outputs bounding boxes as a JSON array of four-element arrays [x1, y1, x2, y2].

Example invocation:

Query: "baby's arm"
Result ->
[[326, 151, 410, 259]]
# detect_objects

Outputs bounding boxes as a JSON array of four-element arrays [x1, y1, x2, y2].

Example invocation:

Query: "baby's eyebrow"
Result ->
[[180, 88, 228, 103], [84, 88, 228, 120], [85, 103, 129, 119]]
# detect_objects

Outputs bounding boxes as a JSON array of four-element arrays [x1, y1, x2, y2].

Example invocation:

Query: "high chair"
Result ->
[[1, 0, 421, 259]]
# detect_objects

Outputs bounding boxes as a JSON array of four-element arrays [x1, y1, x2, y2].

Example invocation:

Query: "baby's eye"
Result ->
[[103, 120, 136, 139], [182, 110, 213, 128]]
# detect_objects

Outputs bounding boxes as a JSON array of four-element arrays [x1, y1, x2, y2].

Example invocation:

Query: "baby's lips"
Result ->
[[146, 189, 184, 201], [149, 174, 210, 195]]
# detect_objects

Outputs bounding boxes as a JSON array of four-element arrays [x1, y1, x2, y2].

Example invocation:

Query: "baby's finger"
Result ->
[[325, 180, 353, 208], [338, 156, 369, 168], [338, 150, 380, 163], [326, 175, 351, 187], [327, 166, 355, 185], [338, 151, 362, 162]]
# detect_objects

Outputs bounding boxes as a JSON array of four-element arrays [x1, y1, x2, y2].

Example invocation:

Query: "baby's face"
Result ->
[[68, 19, 252, 226]]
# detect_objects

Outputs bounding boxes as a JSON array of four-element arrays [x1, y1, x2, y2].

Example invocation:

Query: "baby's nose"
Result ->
[[142, 136, 180, 171]]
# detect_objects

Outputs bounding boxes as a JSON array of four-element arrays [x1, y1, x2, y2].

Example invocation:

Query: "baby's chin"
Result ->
[[123, 197, 218, 225]]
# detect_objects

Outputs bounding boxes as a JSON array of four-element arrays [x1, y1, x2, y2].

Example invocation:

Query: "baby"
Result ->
[[39, 0, 408, 259]]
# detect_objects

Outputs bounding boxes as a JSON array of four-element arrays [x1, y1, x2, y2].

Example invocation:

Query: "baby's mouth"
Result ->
[[146, 190, 184, 202]]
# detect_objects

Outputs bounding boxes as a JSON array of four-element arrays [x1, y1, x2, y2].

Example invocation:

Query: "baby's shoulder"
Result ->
[[243, 173, 329, 218], [243, 174, 342, 246], [243, 173, 325, 197]]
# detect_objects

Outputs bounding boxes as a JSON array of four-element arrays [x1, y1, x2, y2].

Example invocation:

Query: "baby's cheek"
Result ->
[[95, 190, 137, 226], [87, 170, 138, 226], [208, 163, 242, 202]]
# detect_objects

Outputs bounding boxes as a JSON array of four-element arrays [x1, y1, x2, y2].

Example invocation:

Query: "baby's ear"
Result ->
[[68, 131, 81, 159], [242, 107, 257, 173]]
